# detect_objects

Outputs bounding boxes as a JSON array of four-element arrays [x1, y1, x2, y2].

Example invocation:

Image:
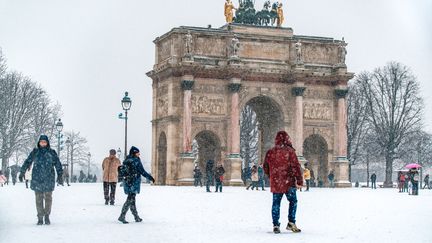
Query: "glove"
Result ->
[[57, 175, 64, 186], [19, 173, 24, 183], [149, 176, 155, 184]]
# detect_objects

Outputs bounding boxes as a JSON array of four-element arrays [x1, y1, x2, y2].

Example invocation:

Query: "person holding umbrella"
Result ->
[[405, 163, 421, 195]]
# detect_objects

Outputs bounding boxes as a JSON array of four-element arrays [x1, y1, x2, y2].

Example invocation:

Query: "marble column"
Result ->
[[228, 83, 241, 155], [334, 87, 351, 187], [292, 86, 306, 157], [177, 79, 195, 185], [227, 82, 243, 186], [335, 88, 349, 158], [181, 80, 194, 154]]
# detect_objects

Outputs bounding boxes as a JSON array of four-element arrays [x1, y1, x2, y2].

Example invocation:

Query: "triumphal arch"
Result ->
[[147, 21, 353, 187]]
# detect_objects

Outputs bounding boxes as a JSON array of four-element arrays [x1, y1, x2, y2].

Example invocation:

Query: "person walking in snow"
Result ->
[[258, 163, 265, 191], [5, 167, 10, 185], [328, 171, 335, 188], [370, 173, 377, 189], [423, 174, 430, 190], [10, 165, 19, 185], [247, 165, 259, 190], [193, 166, 203, 187], [411, 169, 419, 195], [398, 172, 405, 192], [102, 149, 121, 205], [264, 131, 303, 234], [0, 170, 6, 187], [214, 163, 225, 192], [19, 135, 63, 225], [24, 166, 32, 189], [205, 159, 215, 192], [118, 146, 155, 224], [303, 165, 311, 191]]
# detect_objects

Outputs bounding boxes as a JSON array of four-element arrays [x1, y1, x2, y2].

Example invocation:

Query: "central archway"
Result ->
[[240, 96, 284, 167], [303, 134, 329, 186], [194, 130, 221, 172]]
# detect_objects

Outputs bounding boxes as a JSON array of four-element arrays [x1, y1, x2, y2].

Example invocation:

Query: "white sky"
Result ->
[[0, 0, 431, 167]]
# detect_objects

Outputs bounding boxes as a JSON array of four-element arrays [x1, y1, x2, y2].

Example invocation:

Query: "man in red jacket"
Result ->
[[264, 131, 303, 234]]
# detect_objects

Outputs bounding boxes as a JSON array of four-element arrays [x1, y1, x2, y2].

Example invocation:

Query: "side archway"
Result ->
[[303, 134, 329, 186]]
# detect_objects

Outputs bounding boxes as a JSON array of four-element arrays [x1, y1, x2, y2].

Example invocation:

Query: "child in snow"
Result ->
[[246, 165, 259, 190], [214, 164, 225, 192]]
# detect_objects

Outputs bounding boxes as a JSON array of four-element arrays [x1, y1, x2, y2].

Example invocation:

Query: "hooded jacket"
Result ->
[[20, 135, 63, 192], [264, 131, 303, 193], [122, 146, 154, 194]]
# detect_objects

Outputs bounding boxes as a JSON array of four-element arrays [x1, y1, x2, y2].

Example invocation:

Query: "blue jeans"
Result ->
[[272, 188, 298, 226], [215, 180, 223, 192]]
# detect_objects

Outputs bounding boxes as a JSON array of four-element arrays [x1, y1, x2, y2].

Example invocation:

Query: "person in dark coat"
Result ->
[[264, 131, 303, 234], [214, 164, 225, 192], [370, 173, 377, 189], [10, 165, 19, 185], [258, 163, 265, 191], [19, 135, 63, 225], [118, 146, 155, 224], [205, 159, 214, 192], [5, 167, 10, 185], [328, 171, 335, 188], [193, 166, 203, 187], [78, 170, 85, 183], [423, 174, 430, 189]]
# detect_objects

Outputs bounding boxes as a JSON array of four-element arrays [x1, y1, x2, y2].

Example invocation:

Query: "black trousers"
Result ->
[[120, 193, 139, 219], [103, 182, 117, 203]]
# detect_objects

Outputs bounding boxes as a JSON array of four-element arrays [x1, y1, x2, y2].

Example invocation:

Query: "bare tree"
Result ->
[[240, 105, 259, 168], [64, 131, 89, 179], [347, 79, 369, 181], [0, 72, 45, 172], [358, 62, 423, 187]]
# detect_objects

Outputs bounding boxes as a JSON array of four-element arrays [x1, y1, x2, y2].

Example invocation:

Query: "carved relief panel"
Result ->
[[304, 102, 332, 120]]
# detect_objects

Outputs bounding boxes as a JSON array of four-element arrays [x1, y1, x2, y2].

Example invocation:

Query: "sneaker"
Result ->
[[44, 215, 51, 225], [287, 222, 301, 233], [105, 200, 109, 205], [110, 201, 115, 206], [118, 216, 129, 224], [273, 225, 281, 234]]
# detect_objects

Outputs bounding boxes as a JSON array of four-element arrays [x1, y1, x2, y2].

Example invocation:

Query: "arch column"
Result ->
[[227, 80, 243, 186], [292, 84, 307, 164], [177, 77, 195, 185], [333, 87, 351, 187]]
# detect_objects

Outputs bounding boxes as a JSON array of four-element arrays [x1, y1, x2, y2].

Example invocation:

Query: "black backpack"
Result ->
[[118, 158, 137, 185]]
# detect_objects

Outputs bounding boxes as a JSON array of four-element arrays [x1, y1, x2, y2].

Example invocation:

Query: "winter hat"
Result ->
[[109, 149, 116, 155], [129, 146, 140, 156], [38, 135, 50, 148]]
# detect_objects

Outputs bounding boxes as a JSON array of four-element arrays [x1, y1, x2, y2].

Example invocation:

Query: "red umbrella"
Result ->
[[405, 163, 422, 169]]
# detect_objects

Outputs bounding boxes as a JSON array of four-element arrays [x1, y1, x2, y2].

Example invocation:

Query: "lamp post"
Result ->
[[65, 137, 71, 183], [119, 92, 132, 160], [87, 152, 91, 178], [55, 119, 64, 156]]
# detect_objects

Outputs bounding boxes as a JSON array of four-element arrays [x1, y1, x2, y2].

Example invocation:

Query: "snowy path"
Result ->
[[0, 184, 431, 243]]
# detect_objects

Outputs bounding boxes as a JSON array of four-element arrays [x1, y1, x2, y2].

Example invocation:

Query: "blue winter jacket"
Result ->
[[20, 136, 63, 192], [123, 155, 153, 194]]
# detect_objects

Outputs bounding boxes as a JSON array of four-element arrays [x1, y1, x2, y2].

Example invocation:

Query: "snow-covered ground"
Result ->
[[0, 184, 431, 243]]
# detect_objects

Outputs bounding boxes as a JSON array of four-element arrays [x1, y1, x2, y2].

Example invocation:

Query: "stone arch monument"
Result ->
[[147, 24, 353, 187]]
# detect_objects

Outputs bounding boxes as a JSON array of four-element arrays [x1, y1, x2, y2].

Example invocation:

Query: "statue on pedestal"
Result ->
[[295, 40, 303, 64], [224, 0, 237, 23], [276, 3, 284, 27], [230, 35, 241, 58], [338, 38, 347, 65], [184, 31, 193, 56]]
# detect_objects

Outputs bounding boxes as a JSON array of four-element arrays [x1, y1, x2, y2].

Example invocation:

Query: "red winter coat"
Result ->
[[264, 131, 303, 193]]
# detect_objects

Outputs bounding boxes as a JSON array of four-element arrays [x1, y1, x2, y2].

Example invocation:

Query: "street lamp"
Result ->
[[55, 119, 63, 156], [87, 152, 91, 177], [65, 137, 71, 183], [119, 92, 132, 159]]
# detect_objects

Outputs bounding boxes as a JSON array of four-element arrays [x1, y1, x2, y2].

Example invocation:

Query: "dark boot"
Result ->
[[130, 202, 142, 222], [118, 216, 129, 224], [105, 199, 109, 205], [37, 217, 43, 225], [44, 215, 50, 225]]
